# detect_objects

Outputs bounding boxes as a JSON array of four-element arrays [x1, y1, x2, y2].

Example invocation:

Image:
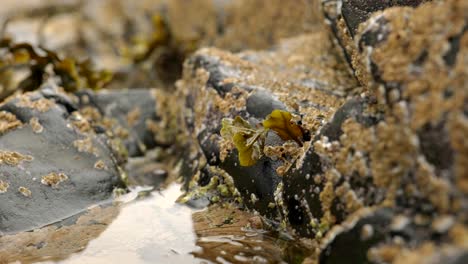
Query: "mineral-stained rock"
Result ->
[[0, 204, 120, 263], [0, 86, 124, 234], [192, 203, 312, 264]]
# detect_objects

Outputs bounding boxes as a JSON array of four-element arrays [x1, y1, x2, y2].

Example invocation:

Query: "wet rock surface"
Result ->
[[0, 86, 124, 234]]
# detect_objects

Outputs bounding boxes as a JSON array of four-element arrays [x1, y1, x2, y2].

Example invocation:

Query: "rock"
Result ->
[[340, 0, 426, 37], [319, 208, 394, 264], [76, 89, 159, 157], [124, 149, 171, 188], [282, 97, 382, 236], [1, 0, 467, 263], [246, 89, 287, 119], [179, 32, 358, 218], [445, 252, 468, 264], [219, 154, 283, 217], [126, 162, 168, 188], [322, 0, 429, 86], [0, 203, 120, 263], [179, 1, 468, 262], [0, 86, 124, 234]]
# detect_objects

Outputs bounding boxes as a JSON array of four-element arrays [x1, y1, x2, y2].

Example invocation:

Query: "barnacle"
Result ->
[[41, 172, 68, 187], [29, 117, 43, 133], [18, 186, 32, 197], [0, 150, 33, 166], [0, 180, 9, 193], [0, 111, 22, 134]]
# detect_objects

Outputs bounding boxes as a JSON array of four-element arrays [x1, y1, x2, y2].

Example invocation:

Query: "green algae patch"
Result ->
[[221, 116, 266, 166]]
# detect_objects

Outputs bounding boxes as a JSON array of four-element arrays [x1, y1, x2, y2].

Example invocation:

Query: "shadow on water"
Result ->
[[1, 184, 310, 264]]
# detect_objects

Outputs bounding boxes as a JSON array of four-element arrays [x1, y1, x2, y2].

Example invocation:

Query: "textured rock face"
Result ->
[[0, 86, 125, 234], [76, 89, 159, 157], [313, 0, 468, 261], [179, 0, 468, 262], [179, 32, 357, 218]]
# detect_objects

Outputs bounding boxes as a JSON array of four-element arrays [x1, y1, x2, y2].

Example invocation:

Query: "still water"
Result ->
[[42, 184, 201, 264], [2, 184, 304, 264]]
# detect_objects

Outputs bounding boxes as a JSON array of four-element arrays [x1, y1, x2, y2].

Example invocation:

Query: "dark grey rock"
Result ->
[[246, 89, 287, 119], [322, 0, 428, 69], [183, 53, 289, 216], [77, 89, 158, 157], [282, 147, 323, 237], [319, 208, 394, 264], [341, 0, 426, 37], [443, 25, 468, 67], [319, 98, 366, 141], [418, 121, 454, 174], [0, 89, 124, 234], [189, 54, 240, 96], [126, 162, 168, 187], [220, 152, 282, 217], [448, 252, 468, 264]]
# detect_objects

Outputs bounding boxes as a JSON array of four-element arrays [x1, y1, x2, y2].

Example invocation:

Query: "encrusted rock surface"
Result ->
[[0, 85, 125, 234], [179, 31, 357, 218], [76, 89, 159, 157], [178, 0, 468, 263]]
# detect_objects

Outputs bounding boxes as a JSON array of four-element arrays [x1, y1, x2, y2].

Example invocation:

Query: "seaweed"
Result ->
[[263, 110, 305, 146], [221, 116, 267, 166], [221, 110, 307, 167], [0, 38, 112, 100], [122, 14, 199, 85]]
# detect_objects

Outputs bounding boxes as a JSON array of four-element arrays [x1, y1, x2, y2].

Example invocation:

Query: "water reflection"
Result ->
[[191, 204, 299, 264], [43, 184, 202, 264], [2, 184, 309, 263]]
